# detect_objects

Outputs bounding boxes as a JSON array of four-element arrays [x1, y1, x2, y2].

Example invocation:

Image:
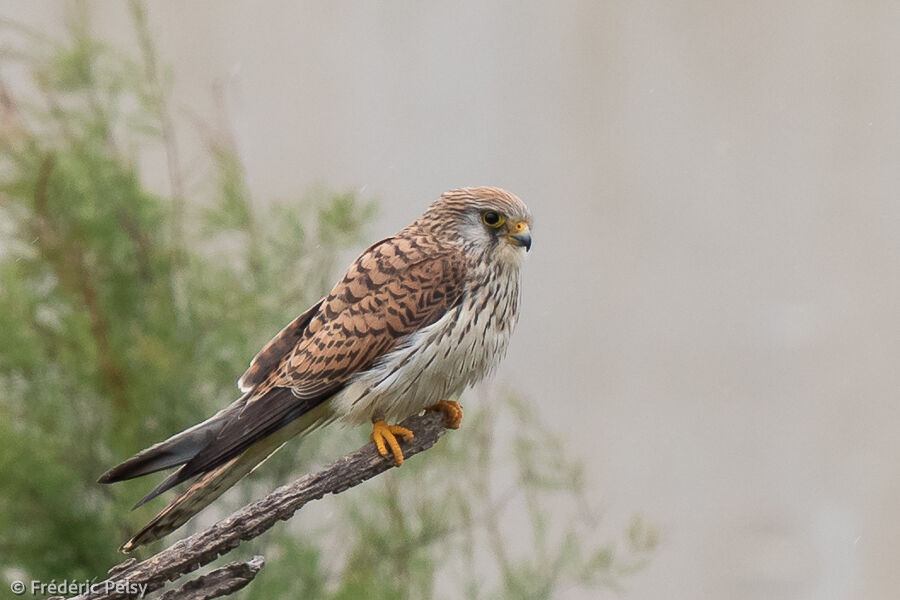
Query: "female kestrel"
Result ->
[[100, 187, 532, 551]]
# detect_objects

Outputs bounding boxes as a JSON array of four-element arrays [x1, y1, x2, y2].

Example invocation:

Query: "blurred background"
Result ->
[[1, 1, 899, 599]]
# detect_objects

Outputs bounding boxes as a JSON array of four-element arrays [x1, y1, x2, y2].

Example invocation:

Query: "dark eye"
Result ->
[[481, 211, 505, 228]]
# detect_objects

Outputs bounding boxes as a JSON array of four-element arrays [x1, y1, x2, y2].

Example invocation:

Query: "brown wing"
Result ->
[[237, 299, 324, 392], [274, 236, 467, 396], [177, 235, 466, 480]]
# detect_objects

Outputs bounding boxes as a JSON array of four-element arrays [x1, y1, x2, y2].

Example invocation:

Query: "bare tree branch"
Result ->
[[67, 411, 448, 600], [159, 556, 264, 600]]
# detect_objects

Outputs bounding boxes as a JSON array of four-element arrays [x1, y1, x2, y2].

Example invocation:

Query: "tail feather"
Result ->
[[121, 453, 253, 552], [98, 406, 242, 484], [120, 404, 331, 552], [132, 469, 183, 509]]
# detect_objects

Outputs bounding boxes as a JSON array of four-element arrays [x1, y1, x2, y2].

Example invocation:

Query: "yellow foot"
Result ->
[[370, 420, 414, 466], [427, 400, 463, 429]]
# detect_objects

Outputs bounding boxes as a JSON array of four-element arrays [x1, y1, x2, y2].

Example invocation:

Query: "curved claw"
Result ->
[[370, 420, 414, 466], [427, 400, 463, 429]]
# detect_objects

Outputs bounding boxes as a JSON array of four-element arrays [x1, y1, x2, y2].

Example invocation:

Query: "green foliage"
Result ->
[[0, 3, 373, 581], [0, 4, 653, 598]]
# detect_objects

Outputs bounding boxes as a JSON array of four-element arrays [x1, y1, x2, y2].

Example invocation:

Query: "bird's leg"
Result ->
[[426, 400, 463, 429], [370, 413, 415, 466]]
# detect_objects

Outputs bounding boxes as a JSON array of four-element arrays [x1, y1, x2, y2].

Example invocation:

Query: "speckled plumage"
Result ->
[[100, 187, 532, 551]]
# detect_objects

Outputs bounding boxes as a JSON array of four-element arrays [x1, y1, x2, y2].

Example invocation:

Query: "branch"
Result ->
[[159, 556, 264, 600], [67, 411, 448, 600]]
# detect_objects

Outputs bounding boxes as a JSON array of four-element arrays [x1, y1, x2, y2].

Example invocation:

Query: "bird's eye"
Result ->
[[481, 211, 505, 228]]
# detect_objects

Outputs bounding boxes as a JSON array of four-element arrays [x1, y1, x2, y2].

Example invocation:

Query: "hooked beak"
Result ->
[[507, 222, 532, 252]]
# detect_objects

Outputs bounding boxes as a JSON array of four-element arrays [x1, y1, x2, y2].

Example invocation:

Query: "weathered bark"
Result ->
[[159, 556, 264, 600], [66, 411, 448, 600]]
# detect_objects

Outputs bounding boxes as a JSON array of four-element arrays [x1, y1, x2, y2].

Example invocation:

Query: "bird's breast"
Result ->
[[331, 265, 521, 425]]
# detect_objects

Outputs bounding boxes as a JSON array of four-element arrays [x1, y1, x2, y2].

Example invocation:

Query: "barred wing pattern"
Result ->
[[101, 186, 531, 552], [177, 236, 467, 480]]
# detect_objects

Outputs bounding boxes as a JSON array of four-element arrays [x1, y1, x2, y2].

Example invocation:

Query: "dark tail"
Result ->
[[118, 403, 331, 552], [97, 404, 241, 507]]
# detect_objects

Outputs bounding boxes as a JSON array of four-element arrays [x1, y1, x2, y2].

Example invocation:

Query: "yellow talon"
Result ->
[[370, 420, 414, 466], [427, 400, 463, 429]]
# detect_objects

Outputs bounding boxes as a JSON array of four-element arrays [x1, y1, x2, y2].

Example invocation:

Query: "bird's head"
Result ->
[[424, 187, 532, 263]]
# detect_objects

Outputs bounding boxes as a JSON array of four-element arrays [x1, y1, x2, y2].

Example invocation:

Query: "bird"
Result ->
[[99, 186, 532, 552]]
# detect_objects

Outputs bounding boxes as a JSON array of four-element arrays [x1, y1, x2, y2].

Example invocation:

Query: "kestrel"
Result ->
[[99, 187, 532, 552]]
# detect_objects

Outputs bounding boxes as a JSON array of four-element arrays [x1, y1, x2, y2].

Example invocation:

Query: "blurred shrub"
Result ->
[[0, 3, 653, 597]]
